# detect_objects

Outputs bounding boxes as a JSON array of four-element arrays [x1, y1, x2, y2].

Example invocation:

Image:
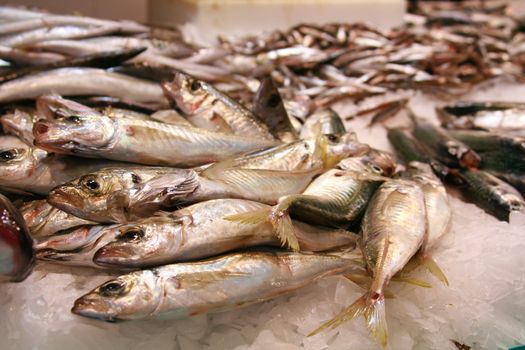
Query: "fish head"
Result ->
[[0, 137, 44, 182], [48, 170, 131, 221], [33, 112, 117, 156], [94, 218, 176, 268], [72, 271, 161, 321], [360, 149, 397, 177], [320, 132, 370, 168], [444, 140, 480, 169], [162, 71, 210, 115], [0, 110, 35, 143], [36, 95, 94, 120]]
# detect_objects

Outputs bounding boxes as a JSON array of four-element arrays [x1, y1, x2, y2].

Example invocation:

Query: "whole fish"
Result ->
[[35, 225, 120, 268], [72, 250, 363, 322], [47, 166, 189, 223], [405, 161, 451, 285], [162, 71, 274, 139], [33, 98, 278, 166], [437, 101, 525, 131], [0, 68, 168, 108], [20, 200, 96, 239], [0, 193, 34, 282], [412, 118, 481, 169], [253, 76, 298, 142], [94, 198, 357, 268], [226, 150, 395, 249], [310, 179, 427, 346], [457, 170, 524, 222]]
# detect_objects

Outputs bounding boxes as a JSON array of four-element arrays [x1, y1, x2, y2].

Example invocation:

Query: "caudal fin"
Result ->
[[224, 208, 271, 225], [273, 210, 299, 251], [308, 292, 388, 347]]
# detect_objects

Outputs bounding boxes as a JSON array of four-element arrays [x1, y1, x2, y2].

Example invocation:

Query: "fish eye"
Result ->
[[189, 80, 201, 92], [131, 173, 141, 184], [65, 115, 82, 123], [326, 134, 340, 143], [0, 149, 22, 162], [99, 280, 127, 297], [80, 175, 102, 192], [370, 164, 383, 174], [117, 227, 145, 242]]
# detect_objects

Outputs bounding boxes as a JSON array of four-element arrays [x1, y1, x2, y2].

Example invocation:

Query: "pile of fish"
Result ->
[[0, 2, 523, 348]]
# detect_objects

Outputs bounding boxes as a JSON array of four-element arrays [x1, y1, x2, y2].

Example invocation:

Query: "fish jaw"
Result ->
[[48, 184, 107, 222], [162, 72, 208, 115]]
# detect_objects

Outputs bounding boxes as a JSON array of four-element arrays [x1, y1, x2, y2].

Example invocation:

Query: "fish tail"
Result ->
[[224, 208, 272, 225], [419, 255, 449, 286], [272, 210, 300, 251], [308, 292, 388, 347]]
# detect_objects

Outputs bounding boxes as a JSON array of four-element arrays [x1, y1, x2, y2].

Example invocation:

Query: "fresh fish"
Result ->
[[20, 200, 95, 239], [253, 77, 297, 142], [300, 108, 347, 139], [0, 193, 34, 282], [35, 225, 120, 268], [405, 161, 451, 285], [0, 47, 146, 83], [33, 97, 278, 166], [0, 134, 129, 195], [0, 68, 168, 108], [457, 170, 524, 222], [72, 250, 363, 322], [437, 102, 525, 131], [47, 166, 187, 223], [94, 198, 357, 268], [412, 117, 481, 169], [448, 130, 525, 174], [226, 150, 395, 249], [162, 71, 274, 139], [310, 179, 427, 346]]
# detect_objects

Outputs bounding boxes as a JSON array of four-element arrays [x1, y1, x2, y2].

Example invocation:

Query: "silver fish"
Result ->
[[72, 250, 363, 321]]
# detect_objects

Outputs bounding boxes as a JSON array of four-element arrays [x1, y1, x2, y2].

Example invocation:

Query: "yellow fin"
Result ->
[[224, 208, 271, 225], [420, 256, 449, 286], [273, 212, 300, 251], [391, 276, 432, 288], [308, 292, 388, 347]]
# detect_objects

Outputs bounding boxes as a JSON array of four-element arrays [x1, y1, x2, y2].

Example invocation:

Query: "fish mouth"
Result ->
[[48, 186, 86, 215], [71, 296, 119, 322], [94, 245, 138, 268]]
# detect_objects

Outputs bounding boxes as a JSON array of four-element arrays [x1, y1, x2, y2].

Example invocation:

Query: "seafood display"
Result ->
[[0, 2, 524, 349]]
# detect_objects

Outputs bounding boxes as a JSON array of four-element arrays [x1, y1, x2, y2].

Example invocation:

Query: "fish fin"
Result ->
[[224, 208, 271, 225], [309, 292, 388, 347], [391, 276, 433, 288], [419, 256, 449, 286], [273, 211, 300, 251]]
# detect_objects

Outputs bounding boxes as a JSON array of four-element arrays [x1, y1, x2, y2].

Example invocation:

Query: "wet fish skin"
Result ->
[[94, 198, 357, 268], [33, 100, 278, 166], [47, 166, 187, 223], [20, 199, 96, 239], [162, 71, 274, 139], [458, 169, 524, 222], [0, 68, 168, 108], [253, 76, 298, 142], [0, 193, 34, 282], [72, 250, 363, 321], [35, 225, 121, 268]]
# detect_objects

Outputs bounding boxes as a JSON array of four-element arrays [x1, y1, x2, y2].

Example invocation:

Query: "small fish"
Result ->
[[0, 193, 34, 282], [310, 179, 427, 346], [20, 200, 96, 239], [94, 198, 357, 268], [72, 250, 363, 322], [404, 161, 451, 285], [226, 150, 395, 249], [411, 117, 481, 169], [300, 108, 347, 139], [253, 76, 298, 142], [457, 170, 524, 222], [33, 96, 278, 167], [162, 71, 275, 139]]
